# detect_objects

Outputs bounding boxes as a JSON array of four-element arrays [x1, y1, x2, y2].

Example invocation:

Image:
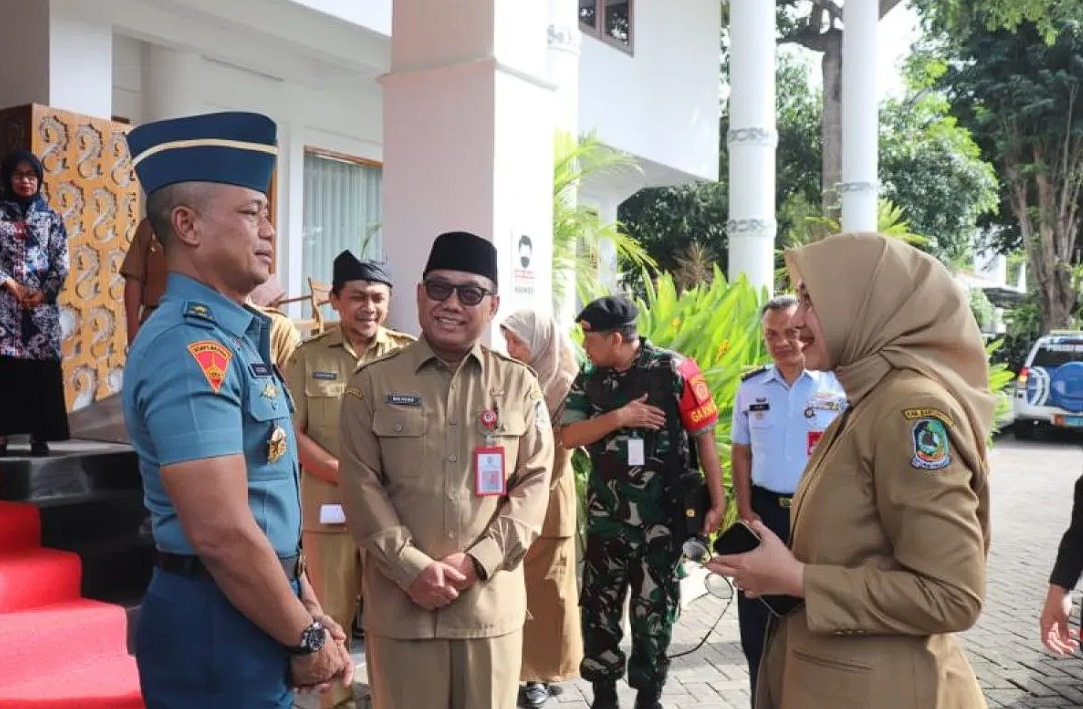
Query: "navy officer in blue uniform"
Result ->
[[729, 294, 847, 706], [122, 111, 354, 708]]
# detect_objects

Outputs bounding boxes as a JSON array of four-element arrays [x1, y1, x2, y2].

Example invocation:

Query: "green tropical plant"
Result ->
[[775, 198, 928, 290], [552, 131, 656, 310]]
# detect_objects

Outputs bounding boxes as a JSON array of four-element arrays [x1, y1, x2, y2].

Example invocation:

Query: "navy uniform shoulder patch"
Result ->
[[902, 407, 954, 427], [910, 417, 952, 471], [182, 301, 216, 327], [741, 365, 769, 382]]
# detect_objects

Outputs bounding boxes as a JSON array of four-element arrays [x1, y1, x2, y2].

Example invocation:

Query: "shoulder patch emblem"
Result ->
[[910, 418, 951, 471], [187, 340, 232, 393], [182, 301, 215, 323], [902, 407, 954, 427]]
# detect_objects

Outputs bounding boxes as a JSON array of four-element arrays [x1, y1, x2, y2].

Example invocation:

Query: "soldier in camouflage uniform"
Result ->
[[560, 296, 726, 709]]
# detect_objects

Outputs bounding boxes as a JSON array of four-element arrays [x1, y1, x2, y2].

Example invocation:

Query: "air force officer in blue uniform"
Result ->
[[122, 112, 353, 708], [729, 295, 847, 705]]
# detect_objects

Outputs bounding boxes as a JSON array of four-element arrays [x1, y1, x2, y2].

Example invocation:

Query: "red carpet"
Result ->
[[0, 501, 144, 708]]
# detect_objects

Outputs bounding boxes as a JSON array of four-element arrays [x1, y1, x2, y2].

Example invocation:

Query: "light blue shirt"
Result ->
[[730, 365, 847, 494], [122, 274, 301, 555]]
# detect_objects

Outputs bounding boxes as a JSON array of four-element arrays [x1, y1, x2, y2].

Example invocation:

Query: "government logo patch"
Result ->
[[910, 417, 951, 470]]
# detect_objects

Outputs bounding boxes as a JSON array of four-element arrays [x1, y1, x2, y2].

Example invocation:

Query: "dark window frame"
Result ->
[[579, 0, 634, 55]]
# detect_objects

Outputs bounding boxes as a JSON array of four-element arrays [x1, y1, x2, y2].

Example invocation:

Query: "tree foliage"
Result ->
[[552, 131, 655, 310], [620, 51, 997, 281], [937, 22, 1083, 330]]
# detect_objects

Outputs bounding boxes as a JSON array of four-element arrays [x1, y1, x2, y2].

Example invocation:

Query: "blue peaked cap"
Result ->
[[126, 111, 278, 195]]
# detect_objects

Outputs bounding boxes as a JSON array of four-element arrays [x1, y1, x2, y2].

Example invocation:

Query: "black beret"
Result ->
[[423, 231, 498, 286], [576, 296, 638, 332], [333, 250, 393, 288]]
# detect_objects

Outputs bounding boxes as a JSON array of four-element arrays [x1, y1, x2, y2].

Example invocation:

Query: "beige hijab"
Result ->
[[501, 310, 579, 417], [785, 232, 996, 466]]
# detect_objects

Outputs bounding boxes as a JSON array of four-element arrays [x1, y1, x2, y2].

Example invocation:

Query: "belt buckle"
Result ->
[[779, 496, 792, 509]]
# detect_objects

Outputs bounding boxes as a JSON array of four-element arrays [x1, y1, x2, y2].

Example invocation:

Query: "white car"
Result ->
[[1013, 330, 1083, 438]]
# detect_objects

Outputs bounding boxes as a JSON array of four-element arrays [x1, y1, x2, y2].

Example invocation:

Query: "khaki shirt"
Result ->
[[120, 218, 167, 312], [758, 369, 987, 709], [285, 324, 415, 532], [251, 304, 302, 371], [339, 337, 554, 640]]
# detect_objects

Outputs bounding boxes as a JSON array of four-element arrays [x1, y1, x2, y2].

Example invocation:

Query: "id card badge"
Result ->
[[475, 446, 506, 496], [628, 438, 646, 466]]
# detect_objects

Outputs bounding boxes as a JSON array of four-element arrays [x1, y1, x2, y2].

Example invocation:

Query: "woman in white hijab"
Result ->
[[501, 309, 584, 708]]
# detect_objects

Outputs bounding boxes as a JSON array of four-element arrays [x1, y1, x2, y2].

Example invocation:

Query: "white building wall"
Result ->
[[111, 35, 384, 306], [578, 0, 720, 183], [283, 0, 392, 36]]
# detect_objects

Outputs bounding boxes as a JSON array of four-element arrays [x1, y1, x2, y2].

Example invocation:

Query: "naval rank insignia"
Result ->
[[268, 425, 288, 463]]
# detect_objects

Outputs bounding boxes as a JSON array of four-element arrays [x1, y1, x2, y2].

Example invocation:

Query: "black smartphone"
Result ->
[[711, 521, 804, 618], [712, 520, 761, 556]]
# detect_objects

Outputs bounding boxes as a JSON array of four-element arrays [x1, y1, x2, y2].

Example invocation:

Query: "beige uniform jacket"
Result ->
[[541, 445, 576, 538], [285, 324, 415, 532], [251, 304, 302, 371], [338, 337, 554, 640], [758, 369, 988, 709]]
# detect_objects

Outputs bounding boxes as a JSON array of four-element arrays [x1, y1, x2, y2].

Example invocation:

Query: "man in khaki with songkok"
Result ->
[[339, 230, 554, 709], [285, 250, 413, 709]]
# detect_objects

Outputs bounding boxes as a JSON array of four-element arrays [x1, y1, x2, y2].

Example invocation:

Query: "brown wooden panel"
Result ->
[[0, 104, 140, 411]]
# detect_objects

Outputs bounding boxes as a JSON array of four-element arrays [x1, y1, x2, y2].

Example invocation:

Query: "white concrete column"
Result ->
[[726, 0, 777, 294], [381, 0, 556, 338], [141, 45, 204, 121], [840, 0, 880, 233], [547, 0, 581, 322], [0, 0, 112, 118]]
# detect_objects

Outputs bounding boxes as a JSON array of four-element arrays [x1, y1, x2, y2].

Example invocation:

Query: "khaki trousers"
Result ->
[[367, 630, 523, 709], [303, 530, 363, 708]]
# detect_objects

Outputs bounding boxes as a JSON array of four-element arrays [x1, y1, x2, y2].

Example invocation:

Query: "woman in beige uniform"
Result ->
[[709, 232, 994, 709], [501, 310, 584, 708]]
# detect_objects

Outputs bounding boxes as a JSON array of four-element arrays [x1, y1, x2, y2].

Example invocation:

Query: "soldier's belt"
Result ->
[[156, 550, 302, 580], [752, 485, 793, 509]]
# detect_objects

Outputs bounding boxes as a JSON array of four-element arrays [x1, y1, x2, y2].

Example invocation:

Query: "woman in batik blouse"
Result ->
[[0, 149, 70, 456]]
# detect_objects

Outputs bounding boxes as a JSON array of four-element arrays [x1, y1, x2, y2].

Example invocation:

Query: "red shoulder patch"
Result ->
[[187, 340, 233, 393]]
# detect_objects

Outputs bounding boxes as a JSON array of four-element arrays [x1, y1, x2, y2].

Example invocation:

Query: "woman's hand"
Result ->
[[1040, 584, 1078, 656], [706, 519, 805, 598], [3, 278, 27, 303], [21, 290, 44, 308]]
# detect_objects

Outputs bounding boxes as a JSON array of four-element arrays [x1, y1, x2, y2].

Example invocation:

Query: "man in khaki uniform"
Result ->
[[339, 231, 554, 709], [253, 302, 302, 370], [285, 251, 413, 709], [121, 217, 168, 345]]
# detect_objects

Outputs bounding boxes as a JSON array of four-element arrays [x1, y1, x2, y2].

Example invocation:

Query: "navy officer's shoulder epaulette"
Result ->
[[181, 301, 216, 329], [740, 365, 769, 382]]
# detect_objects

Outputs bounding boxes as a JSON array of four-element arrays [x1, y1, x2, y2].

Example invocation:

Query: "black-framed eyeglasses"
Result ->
[[423, 279, 493, 307]]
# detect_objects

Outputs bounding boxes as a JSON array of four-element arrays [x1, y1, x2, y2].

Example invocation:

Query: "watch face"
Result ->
[[301, 622, 326, 653]]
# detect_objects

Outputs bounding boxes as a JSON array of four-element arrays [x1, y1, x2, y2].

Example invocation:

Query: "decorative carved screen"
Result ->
[[0, 104, 140, 412]]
